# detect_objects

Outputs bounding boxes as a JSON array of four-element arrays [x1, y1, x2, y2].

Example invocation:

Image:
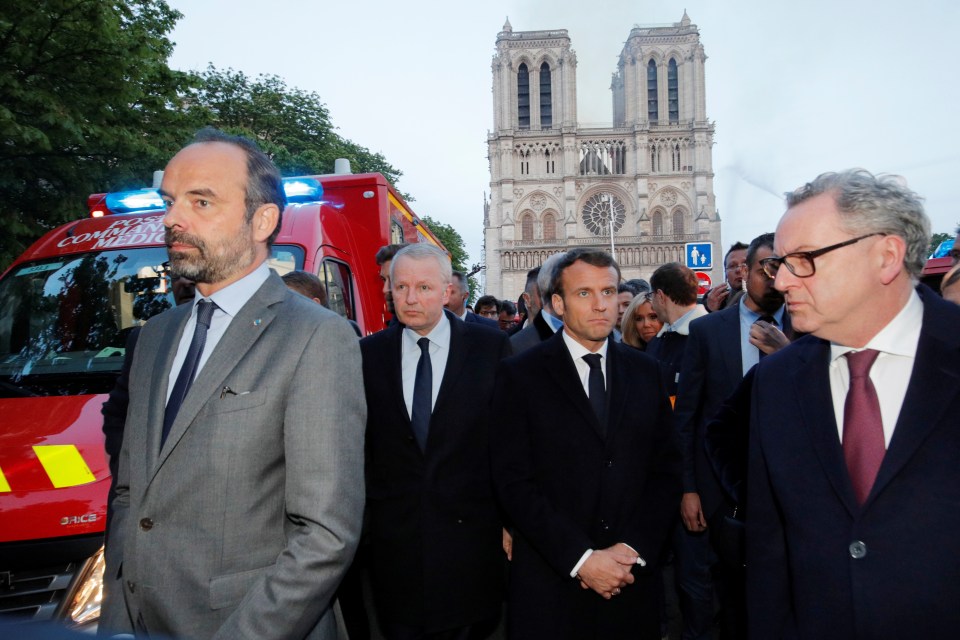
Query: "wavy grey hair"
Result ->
[[785, 169, 930, 278]]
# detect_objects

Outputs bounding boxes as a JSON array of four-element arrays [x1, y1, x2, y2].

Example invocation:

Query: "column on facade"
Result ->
[[694, 45, 707, 122], [623, 53, 638, 127], [530, 58, 541, 130]]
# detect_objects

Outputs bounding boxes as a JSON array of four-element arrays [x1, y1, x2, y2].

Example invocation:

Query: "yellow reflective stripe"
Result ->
[[33, 445, 96, 488], [0, 466, 9, 492]]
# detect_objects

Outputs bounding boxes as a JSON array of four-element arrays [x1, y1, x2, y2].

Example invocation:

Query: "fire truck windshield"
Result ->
[[0, 247, 175, 397]]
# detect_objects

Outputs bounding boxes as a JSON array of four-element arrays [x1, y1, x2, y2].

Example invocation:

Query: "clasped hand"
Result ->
[[577, 543, 636, 599]]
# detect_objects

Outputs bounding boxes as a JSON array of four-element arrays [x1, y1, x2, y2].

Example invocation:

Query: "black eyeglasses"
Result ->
[[760, 233, 885, 279]]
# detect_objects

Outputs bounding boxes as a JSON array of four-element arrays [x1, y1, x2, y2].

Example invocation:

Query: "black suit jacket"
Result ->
[[491, 332, 681, 640], [360, 311, 510, 632], [747, 285, 960, 639], [673, 304, 791, 517], [509, 310, 555, 354]]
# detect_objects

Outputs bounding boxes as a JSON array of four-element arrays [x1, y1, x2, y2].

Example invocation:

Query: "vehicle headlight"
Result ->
[[67, 545, 104, 626]]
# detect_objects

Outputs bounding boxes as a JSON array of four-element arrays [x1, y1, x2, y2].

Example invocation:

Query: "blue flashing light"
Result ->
[[105, 189, 166, 214], [282, 178, 323, 203], [932, 238, 955, 259]]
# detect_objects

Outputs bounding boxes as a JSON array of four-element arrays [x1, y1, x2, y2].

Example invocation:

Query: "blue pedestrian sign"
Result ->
[[685, 242, 713, 270]]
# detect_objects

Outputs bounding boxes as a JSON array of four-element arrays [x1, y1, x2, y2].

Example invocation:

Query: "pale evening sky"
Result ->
[[167, 0, 960, 278]]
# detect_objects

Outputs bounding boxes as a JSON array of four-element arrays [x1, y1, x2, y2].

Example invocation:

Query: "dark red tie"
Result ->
[[842, 349, 885, 504]]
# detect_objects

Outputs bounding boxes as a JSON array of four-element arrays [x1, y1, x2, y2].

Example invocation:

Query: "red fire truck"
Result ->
[[0, 168, 444, 629]]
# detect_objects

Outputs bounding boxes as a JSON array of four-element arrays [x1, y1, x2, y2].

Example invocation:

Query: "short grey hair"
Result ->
[[538, 252, 568, 300], [390, 243, 453, 283], [785, 169, 930, 278]]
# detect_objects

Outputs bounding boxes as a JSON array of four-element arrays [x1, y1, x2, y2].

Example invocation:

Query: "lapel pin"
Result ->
[[253, 318, 262, 327]]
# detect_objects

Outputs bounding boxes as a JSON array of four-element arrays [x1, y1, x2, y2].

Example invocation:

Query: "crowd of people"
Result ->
[[95, 128, 960, 640]]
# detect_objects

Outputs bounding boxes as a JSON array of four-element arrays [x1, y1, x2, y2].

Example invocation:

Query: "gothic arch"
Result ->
[[535, 53, 558, 70], [519, 210, 534, 241], [516, 191, 562, 217], [541, 210, 558, 240], [650, 207, 666, 236], [512, 54, 535, 73], [664, 49, 684, 66], [671, 206, 688, 235]]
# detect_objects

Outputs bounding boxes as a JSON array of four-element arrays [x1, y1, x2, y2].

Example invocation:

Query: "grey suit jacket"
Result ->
[[101, 271, 366, 640]]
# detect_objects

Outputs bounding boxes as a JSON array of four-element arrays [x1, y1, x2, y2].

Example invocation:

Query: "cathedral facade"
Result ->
[[483, 12, 723, 299]]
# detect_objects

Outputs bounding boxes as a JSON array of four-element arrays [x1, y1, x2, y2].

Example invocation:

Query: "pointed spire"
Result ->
[[502, 16, 513, 33], [680, 10, 691, 27]]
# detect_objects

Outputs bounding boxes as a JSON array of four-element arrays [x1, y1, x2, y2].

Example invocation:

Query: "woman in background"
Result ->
[[620, 292, 663, 351]]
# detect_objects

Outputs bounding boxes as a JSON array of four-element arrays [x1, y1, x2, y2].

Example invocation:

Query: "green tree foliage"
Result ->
[[0, 4, 410, 272], [195, 66, 404, 188], [0, 0, 200, 268], [419, 215, 478, 303]]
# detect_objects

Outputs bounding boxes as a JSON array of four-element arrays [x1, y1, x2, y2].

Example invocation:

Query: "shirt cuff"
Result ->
[[570, 549, 593, 578], [619, 543, 647, 566]]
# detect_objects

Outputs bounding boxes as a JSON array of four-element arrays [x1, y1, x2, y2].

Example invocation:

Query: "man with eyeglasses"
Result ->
[[672, 232, 793, 639], [702, 242, 748, 313], [747, 169, 960, 639]]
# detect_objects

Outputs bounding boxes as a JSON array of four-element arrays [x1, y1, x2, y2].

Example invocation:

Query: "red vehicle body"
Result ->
[[0, 170, 444, 628]]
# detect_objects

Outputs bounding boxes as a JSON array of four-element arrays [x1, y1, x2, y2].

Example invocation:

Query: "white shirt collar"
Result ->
[[200, 260, 271, 318], [830, 289, 923, 362], [657, 304, 708, 337], [561, 329, 609, 362], [403, 311, 452, 351]]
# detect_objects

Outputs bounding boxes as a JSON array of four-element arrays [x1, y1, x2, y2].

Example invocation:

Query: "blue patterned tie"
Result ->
[[410, 337, 432, 451], [162, 300, 216, 448]]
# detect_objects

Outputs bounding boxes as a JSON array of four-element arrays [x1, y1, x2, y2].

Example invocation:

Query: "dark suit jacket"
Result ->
[[674, 304, 791, 518], [491, 333, 681, 640], [509, 310, 554, 354], [360, 311, 510, 632], [747, 285, 960, 639], [462, 309, 500, 330]]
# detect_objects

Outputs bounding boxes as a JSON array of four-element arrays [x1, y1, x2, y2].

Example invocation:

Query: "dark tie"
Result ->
[[583, 353, 606, 426], [411, 337, 432, 451], [162, 300, 216, 448], [843, 349, 885, 504], [755, 315, 777, 359]]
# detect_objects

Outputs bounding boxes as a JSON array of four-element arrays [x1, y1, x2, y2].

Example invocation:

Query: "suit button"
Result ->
[[126, 580, 136, 593], [600, 519, 610, 531], [605, 459, 613, 468], [139, 518, 154, 531], [849, 541, 867, 559]]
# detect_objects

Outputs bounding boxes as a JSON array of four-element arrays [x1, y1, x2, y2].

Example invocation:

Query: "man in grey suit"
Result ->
[[100, 129, 366, 639]]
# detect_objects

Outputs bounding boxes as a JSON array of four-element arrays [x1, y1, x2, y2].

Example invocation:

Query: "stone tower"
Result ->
[[484, 12, 722, 299]]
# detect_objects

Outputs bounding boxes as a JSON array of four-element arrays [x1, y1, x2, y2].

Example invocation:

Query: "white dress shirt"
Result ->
[[562, 330, 608, 395], [401, 313, 451, 419], [166, 261, 270, 405], [829, 290, 923, 447]]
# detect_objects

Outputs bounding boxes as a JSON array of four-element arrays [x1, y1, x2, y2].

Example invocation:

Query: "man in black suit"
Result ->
[[673, 232, 790, 638], [491, 248, 681, 640], [445, 270, 499, 329], [510, 252, 566, 354], [360, 243, 511, 640], [749, 169, 960, 638]]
